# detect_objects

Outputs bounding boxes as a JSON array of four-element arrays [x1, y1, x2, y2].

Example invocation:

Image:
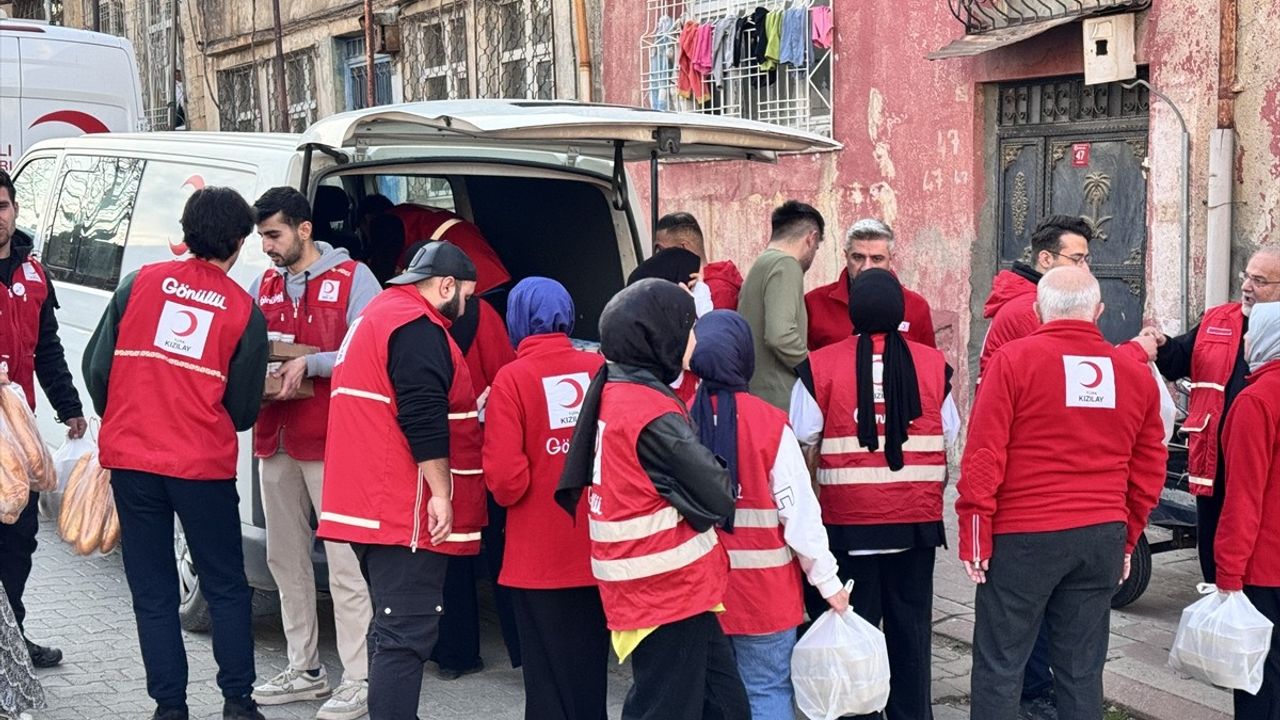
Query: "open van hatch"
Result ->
[[297, 99, 841, 230]]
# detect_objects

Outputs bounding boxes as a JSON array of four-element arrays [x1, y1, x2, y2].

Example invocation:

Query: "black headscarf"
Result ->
[[627, 247, 701, 287], [555, 279, 698, 514], [688, 310, 754, 529], [848, 269, 922, 471]]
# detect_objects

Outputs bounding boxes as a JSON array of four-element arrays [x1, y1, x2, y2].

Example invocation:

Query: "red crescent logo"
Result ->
[[181, 175, 206, 191], [168, 176, 204, 256], [557, 378, 585, 409], [1079, 361, 1104, 389], [173, 310, 199, 338], [29, 110, 110, 134]]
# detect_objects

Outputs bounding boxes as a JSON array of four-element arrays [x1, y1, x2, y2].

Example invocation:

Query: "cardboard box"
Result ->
[[269, 340, 320, 362], [263, 374, 314, 399]]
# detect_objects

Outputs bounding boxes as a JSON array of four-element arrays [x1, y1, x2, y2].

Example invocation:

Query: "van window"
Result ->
[[128, 161, 259, 257], [44, 156, 145, 290], [11, 157, 58, 240], [378, 175, 455, 212]]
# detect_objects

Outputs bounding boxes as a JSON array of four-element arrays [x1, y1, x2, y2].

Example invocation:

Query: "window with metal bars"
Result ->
[[81, 0, 125, 35], [640, 0, 833, 136], [217, 65, 262, 132], [12, 0, 62, 23], [264, 49, 319, 133], [404, 4, 470, 101], [341, 36, 394, 110]]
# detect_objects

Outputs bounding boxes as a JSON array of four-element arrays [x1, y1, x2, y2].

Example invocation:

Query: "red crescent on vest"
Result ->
[[558, 378, 585, 409], [28, 110, 110, 134], [1079, 360, 1103, 389], [173, 310, 199, 337]]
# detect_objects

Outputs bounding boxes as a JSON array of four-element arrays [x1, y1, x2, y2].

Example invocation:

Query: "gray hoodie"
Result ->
[[249, 241, 382, 378]]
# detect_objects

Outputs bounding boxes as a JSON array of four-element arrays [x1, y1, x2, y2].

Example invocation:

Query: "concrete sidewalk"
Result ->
[[933, 487, 1233, 720]]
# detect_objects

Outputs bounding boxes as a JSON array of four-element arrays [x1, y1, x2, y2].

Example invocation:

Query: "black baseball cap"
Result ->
[[387, 241, 478, 286]]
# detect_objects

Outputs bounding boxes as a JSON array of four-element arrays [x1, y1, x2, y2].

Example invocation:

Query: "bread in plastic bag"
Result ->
[[57, 449, 117, 555], [792, 603, 891, 719], [1169, 584, 1274, 694], [0, 381, 56, 493], [52, 435, 96, 493]]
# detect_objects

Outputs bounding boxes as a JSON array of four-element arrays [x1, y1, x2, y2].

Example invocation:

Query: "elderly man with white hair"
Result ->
[[957, 267, 1167, 720], [805, 218, 937, 350], [1140, 246, 1280, 584]]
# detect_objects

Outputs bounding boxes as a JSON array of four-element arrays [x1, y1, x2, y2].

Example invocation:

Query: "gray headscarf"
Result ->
[[1246, 301, 1280, 371]]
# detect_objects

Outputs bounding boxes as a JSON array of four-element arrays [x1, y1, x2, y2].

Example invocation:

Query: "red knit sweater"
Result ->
[[1216, 361, 1280, 591]]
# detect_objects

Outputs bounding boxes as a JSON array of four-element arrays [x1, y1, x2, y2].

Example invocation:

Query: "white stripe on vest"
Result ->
[[817, 465, 946, 485], [728, 547, 794, 570], [591, 530, 719, 582], [820, 434, 946, 455], [732, 508, 781, 528], [319, 511, 382, 529], [331, 387, 393, 404], [589, 506, 681, 543]]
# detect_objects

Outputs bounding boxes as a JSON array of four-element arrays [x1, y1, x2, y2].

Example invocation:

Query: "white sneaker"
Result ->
[[316, 680, 368, 720], [253, 667, 331, 705]]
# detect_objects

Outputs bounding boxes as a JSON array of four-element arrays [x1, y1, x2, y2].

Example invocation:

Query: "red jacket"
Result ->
[[979, 269, 1040, 375], [1181, 303, 1245, 497], [99, 260, 254, 480], [809, 334, 948, 525], [805, 268, 936, 351], [717, 393, 806, 636], [589, 381, 729, 631], [253, 262, 357, 460], [483, 333, 604, 589], [704, 260, 743, 310], [957, 320, 1167, 562], [463, 299, 516, 395], [318, 285, 486, 554], [0, 256, 50, 409], [1216, 361, 1280, 591], [388, 205, 510, 294]]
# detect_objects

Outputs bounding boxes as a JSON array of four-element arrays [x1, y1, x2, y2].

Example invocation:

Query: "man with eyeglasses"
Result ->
[[1139, 247, 1280, 584]]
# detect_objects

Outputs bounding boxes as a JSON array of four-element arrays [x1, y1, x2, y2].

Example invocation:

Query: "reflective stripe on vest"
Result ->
[[820, 433, 946, 454], [732, 508, 781, 528], [728, 547, 794, 570], [331, 386, 392, 404], [817, 465, 946, 485], [112, 349, 229, 382], [318, 511, 382, 530], [445, 532, 482, 543], [589, 506, 680, 543], [1188, 382, 1227, 392], [590, 530, 719, 582]]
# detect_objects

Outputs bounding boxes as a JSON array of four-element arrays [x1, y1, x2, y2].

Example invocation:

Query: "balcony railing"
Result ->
[[948, 0, 1150, 34]]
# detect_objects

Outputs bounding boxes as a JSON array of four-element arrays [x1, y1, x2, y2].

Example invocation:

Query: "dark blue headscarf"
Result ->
[[506, 277, 575, 347], [689, 310, 754, 529]]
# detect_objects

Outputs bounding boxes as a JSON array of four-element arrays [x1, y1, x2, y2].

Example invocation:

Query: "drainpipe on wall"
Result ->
[[1205, 0, 1238, 308], [572, 0, 592, 101]]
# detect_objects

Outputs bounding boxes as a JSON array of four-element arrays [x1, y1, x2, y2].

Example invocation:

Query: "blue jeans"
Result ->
[[729, 629, 797, 720]]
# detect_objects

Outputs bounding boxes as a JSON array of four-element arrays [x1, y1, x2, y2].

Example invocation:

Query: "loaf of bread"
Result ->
[[58, 453, 95, 543], [0, 383, 52, 488], [73, 467, 111, 556], [0, 447, 31, 525], [99, 488, 120, 554]]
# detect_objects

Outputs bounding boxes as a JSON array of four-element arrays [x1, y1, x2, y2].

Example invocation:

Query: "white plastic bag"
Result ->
[[792, 590, 891, 719], [1150, 363, 1176, 444], [1169, 584, 1274, 694], [52, 435, 96, 493]]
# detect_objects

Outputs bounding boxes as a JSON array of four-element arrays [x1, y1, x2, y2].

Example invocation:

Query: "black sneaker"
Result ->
[[151, 707, 189, 720], [436, 659, 484, 681], [23, 639, 62, 668], [222, 696, 266, 720]]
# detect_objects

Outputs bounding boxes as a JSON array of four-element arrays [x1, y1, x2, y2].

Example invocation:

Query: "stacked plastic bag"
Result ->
[[1169, 584, 1274, 695], [792, 582, 891, 720]]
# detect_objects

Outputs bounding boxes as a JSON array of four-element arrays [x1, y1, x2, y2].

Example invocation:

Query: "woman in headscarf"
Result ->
[[1214, 301, 1280, 720], [556, 279, 746, 720], [788, 268, 960, 720], [482, 278, 607, 720], [688, 310, 847, 719], [627, 248, 709, 406]]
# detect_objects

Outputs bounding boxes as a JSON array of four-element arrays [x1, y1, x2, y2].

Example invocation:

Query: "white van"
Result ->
[[9, 99, 838, 628], [0, 18, 145, 172]]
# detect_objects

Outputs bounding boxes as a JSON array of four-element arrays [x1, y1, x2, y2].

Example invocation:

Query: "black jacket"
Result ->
[[0, 231, 82, 422]]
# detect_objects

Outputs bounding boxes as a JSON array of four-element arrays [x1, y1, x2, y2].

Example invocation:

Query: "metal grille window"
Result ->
[[82, 0, 125, 35], [135, 0, 177, 130], [217, 65, 262, 132], [265, 49, 319, 133], [13, 0, 63, 23], [341, 37, 394, 110], [997, 74, 1149, 127], [640, 0, 832, 136], [404, 5, 470, 101]]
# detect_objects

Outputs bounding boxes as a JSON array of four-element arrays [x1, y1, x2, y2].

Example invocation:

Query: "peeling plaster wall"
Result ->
[[600, 1, 1280, 403]]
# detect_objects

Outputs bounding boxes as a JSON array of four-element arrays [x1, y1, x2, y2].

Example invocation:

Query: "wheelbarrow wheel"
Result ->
[[1112, 533, 1152, 609]]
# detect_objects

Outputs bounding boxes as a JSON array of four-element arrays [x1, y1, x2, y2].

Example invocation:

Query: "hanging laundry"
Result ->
[[762, 10, 784, 71], [648, 15, 677, 111], [693, 22, 715, 77], [811, 5, 834, 50], [779, 6, 808, 67], [733, 14, 751, 67], [678, 21, 709, 102], [711, 16, 738, 86], [751, 6, 771, 66]]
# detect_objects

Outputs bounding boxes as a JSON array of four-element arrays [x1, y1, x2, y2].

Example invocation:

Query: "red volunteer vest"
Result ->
[[0, 257, 50, 409], [253, 261, 357, 460], [1182, 303, 1245, 496], [716, 393, 805, 636], [810, 335, 948, 525], [588, 382, 729, 631], [99, 260, 254, 480], [318, 285, 485, 554]]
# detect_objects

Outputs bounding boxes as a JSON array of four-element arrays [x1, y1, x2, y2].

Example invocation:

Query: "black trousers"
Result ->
[[1235, 586, 1280, 720], [1198, 490, 1226, 583], [112, 471, 255, 709], [623, 611, 747, 720], [0, 490, 39, 630], [803, 548, 936, 720], [510, 586, 608, 720], [354, 543, 448, 720], [431, 497, 522, 671], [971, 523, 1124, 720]]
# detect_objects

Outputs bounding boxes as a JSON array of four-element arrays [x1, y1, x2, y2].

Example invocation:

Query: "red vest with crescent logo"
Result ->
[[810, 335, 948, 526], [253, 261, 357, 460], [318, 285, 486, 555], [99, 260, 254, 480], [588, 382, 729, 631], [1182, 303, 1245, 496], [716, 393, 805, 636], [0, 258, 50, 409]]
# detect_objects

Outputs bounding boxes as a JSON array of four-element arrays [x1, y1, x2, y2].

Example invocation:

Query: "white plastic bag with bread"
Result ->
[[52, 435, 95, 493], [0, 373, 57, 493], [57, 449, 117, 555], [0, 417, 31, 525]]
